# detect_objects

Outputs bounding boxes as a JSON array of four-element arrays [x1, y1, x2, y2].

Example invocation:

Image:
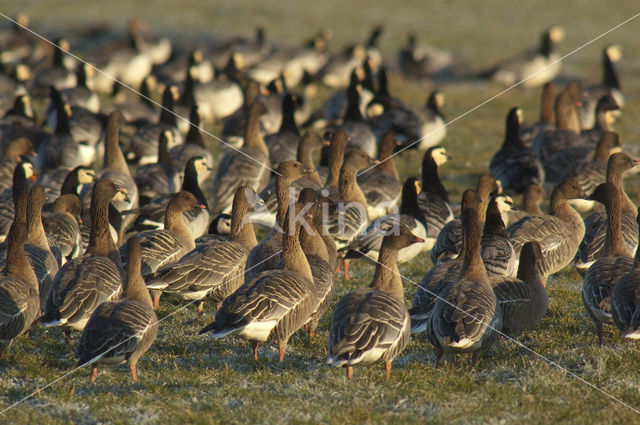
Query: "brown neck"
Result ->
[[244, 107, 268, 155], [26, 197, 49, 250], [516, 251, 544, 289], [103, 114, 129, 174], [339, 166, 368, 216], [462, 212, 488, 284], [325, 135, 346, 188], [157, 134, 172, 166], [164, 204, 192, 241], [275, 176, 295, 228], [4, 225, 38, 291], [300, 215, 329, 262], [604, 192, 629, 257], [297, 135, 322, 186], [594, 137, 614, 161], [555, 95, 580, 133], [540, 84, 555, 124], [124, 257, 153, 308], [606, 166, 636, 217], [230, 198, 257, 248], [369, 241, 404, 301], [376, 140, 399, 178], [548, 189, 581, 225], [522, 193, 544, 216], [282, 219, 313, 282]]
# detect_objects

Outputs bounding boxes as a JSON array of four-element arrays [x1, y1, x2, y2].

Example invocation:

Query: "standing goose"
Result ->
[[0, 160, 36, 242], [0, 137, 34, 194], [221, 80, 264, 148], [611, 208, 640, 339], [341, 77, 376, 157], [32, 38, 77, 92], [397, 32, 454, 79], [327, 149, 378, 280], [502, 184, 546, 227], [244, 161, 317, 282], [146, 186, 260, 315], [574, 153, 638, 273], [431, 173, 497, 263], [508, 178, 585, 277], [345, 177, 427, 264], [199, 202, 317, 362], [489, 107, 544, 193], [327, 227, 423, 379], [60, 63, 100, 113], [357, 131, 403, 220], [320, 129, 349, 197], [426, 189, 501, 365], [533, 88, 582, 161], [76, 238, 158, 384], [0, 221, 40, 354], [579, 94, 621, 146], [38, 165, 95, 204], [582, 183, 633, 344], [491, 241, 548, 334], [168, 105, 213, 180], [481, 195, 517, 277], [42, 194, 83, 262], [134, 130, 180, 204], [212, 102, 271, 214], [265, 93, 301, 167], [42, 180, 128, 331], [519, 83, 555, 145], [417, 146, 453, 249]]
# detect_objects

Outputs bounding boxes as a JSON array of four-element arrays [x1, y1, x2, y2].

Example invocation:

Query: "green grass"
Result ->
[[3, 1, 640, 423]]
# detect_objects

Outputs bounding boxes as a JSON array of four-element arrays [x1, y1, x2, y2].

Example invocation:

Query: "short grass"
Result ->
[[2, 1, 640, 424]]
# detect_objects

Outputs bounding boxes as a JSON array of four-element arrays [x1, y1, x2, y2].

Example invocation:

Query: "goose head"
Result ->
[[277, 160, 317, 183]]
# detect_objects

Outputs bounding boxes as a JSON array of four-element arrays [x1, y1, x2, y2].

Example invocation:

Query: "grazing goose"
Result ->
[[168, 105, 213, 180], [134, 131, 180, 204], [533, 88, 582, 161], [0, 137, 34, 194], [212, 102, 271, 214], [508, 178, 585, 278], [0, 221, 40, 354], [417, 146, 453, 249], [327, 149, 378, 280], [579, 45, 624, 130], [128, 86, 182, 165], [491, 241, 548, 334], [327, 227, 422, 379], [574, 153, 639, 273], [265, 94, 301, 167], [147, 186, 260, 315], [581, 183, 633, 344], [519, 82, 555, 145], [122, 191, 204, 307], [357, 131, 402, 220], [199, 202, 317, 362], [489, 107, 544, 193], [426, 189, 501, 365], [341, 78, 376, 157], [256, 130, 326, 227], [611, 208, 640, 340], [244, 161, 317, 282], [484, 26, 564, 88], [76, 238, 158, 384], [502, 184, 546, 227], [0, 160, 35, 242], [38, 165, 95, 203], [42, 180, 128, 331], [431, 173, 498, 263], [397, 32, 454, 79], [42, 194, 83, 262], [345, 177, 427, 264]]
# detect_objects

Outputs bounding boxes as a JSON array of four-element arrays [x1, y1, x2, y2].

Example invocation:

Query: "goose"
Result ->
[[212, 101, 271, 215], [489, 107, 544, 193], [32, 38, 77, 92], [611, 208, 640, 340], [0, 220, 40, 354], [481, 195, 517, 277], [397, 32, 454, 79], [320, 129, 349, 197], [134, 131, 180, 204], [146, 186, 260, 315], [168, 105, 214, 181], [508, 178, 585, 277], [581, 183, 633, 344], [327, 149, 378, 280], [502, 184, 546, 227], [484, 26, 564, 88], [574, 153, 639, 273], [0, 13, 33, 64], [265, 94, 301, 167], [491, 241, 548, 334], [42, 194, 83, 262], [0, 160, 36, 242], [75, 238, 158, 384], [345, 177, 427, 264], [357, 131, 403, 220], [532, 88, 582, 161], [127, 85, 182, 165], [38, 165, 95, 203], [244, 161, 317, 282], [256, 130, 326, 227], [0, 137, 34, 194], [152, 48, 214, 87], [60, 63, 100, 113], [431, 173, 498, 263], [189, 58, 243, 122], [519, 82, 555, 146], [199, 201, 317, 362], [105, 77, 158, 124], [579, 45, 624, 130], [426, 189, 501, 365], [341, 78, 376, 157], [544, 130, 621, 188], [327, 227, 422, 379], [320, 44, 369, 89], [221, 80, 265, 148], [42, 180, 128, 332], [579, 94, 621, 146], [417, 146, 453, 249], [0, 94, 45, 150]]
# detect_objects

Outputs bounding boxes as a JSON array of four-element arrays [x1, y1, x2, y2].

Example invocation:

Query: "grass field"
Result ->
[[2, 1, 640, 423]]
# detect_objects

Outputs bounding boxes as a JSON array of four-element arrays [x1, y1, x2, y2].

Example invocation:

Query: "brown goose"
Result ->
[[508, 178, 585, 277], [42, 180, 128, 331], [502, 184, 546, 227], [146, 186, 260, 315], [519, 82, 555, 145], [611, 207, 640, 339], [212, 101, 271, 215], [320, 129, 349, 198], [575, 153, 639, 273], [533, 88, 582, 161], [76, 238, 158, 384], [426, 189, 501, 365], [491, 241, 548, 334], [199, 202, 317, 362], [582, 183, 633, 344], [327, 227, 423, 379]]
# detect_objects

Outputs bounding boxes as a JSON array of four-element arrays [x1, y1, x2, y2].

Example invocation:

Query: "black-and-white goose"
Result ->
[[417, 146, 453, 249]]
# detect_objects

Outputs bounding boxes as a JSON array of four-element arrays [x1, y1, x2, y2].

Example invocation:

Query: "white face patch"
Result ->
[[114, 189, 129, 202], [495, 195, 514, 212], [432, 147, 449, 166], [606, 45, 622, 62], [22, 163, 35, 179], [78, 169, 95, 184], [195, 159, 210, 175]]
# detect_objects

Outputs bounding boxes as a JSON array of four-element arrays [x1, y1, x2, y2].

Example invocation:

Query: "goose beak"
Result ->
[[115, 186, 130, 203], [303, 167, 317, 175], [411, 235, 425, 244], [370, 158, 380, 165], [196, 203, 207, 209], [323, 140, 331, 146]]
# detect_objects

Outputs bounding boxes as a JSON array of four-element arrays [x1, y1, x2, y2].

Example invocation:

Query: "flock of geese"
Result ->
[[0, 15, 637, 385]]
